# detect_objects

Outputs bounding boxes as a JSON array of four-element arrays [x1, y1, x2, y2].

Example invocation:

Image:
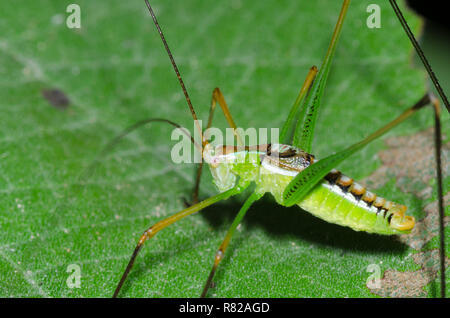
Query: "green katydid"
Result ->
[[103, 0, 446, 298]]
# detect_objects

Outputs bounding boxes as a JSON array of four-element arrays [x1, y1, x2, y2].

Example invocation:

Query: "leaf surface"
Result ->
[[0, 0, 448, 297]]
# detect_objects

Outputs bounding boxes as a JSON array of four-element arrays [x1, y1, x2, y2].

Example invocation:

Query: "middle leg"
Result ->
[[200, 191, 263, 297]]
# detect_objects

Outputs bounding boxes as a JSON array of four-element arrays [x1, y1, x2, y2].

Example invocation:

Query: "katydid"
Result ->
[[106, 0, 445, 297]]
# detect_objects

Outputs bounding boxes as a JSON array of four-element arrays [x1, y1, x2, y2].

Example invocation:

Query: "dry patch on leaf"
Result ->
[[365, 128, 448, 250], [365, 128, 449, 297], [370, 250, 449, 298], [398, 194, 449, 250]]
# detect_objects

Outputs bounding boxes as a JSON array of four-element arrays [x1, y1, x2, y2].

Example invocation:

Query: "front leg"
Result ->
[[187, 87, 244, 206]]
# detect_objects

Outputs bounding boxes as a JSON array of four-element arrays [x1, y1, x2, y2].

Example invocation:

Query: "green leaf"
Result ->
[[0, 0, 447, 297]]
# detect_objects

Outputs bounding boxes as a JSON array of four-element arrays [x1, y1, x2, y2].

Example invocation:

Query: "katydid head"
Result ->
[[202, 143, 262, 192]]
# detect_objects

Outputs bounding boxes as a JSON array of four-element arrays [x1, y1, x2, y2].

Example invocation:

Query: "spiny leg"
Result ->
[[280, 65, 318, 144], [200, 191, 263, 298], [188, 88, 244, 206], [293, 0, 350, 152], [113, 186, 245, 298]]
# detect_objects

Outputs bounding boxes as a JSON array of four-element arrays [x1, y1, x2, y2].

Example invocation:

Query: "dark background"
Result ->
[[407, 1, 450, 30], [406, 0, 449, 102]]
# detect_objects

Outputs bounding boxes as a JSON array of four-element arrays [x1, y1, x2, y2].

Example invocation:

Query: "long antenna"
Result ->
[[144, 0, 205, 145], [389, 0, 449, 114], [389, 0, 447, 298]]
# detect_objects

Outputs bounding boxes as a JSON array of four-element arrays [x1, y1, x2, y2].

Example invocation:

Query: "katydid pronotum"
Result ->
[[101, 0, 447, 297]]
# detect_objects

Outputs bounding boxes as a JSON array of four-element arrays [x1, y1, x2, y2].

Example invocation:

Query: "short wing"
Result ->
[[292, 0, 350, 153]]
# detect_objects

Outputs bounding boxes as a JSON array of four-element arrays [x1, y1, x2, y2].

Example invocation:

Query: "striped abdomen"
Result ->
[[258, 158, 414, 235], [295, 169, 414, 234]]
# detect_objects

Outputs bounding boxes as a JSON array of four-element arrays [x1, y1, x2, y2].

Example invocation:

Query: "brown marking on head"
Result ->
[[278, 147, 298, 158], [263, 145, 314, 173]]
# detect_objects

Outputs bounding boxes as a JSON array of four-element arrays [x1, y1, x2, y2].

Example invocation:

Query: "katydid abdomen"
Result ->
[[205, 143, 415, 236]]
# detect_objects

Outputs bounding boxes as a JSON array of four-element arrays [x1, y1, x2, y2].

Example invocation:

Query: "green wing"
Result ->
[[279, 66, 317, 144], [288, 0, 350, 152]]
